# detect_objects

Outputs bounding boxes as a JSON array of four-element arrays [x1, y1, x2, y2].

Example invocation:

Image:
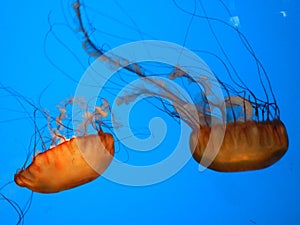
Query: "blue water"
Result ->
[[1, 1, 300, 225]]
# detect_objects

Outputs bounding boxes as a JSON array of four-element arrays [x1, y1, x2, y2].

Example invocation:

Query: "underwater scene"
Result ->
[[1, 0, 299, 224]]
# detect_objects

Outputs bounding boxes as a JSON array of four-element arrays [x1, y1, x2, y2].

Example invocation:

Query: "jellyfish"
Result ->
[[1, 86, 114, 192], [14, 130, 114, 193], [0, 83, 114, 195], [68, 0, 288, 173], [0, 80, 114, 224], [13, 97, 114, 193]]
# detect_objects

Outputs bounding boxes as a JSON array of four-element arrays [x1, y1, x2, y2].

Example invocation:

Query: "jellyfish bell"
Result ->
[[189, 108, 289, 172], [13, 97, 115, 193], [14, 130, 114, 193]]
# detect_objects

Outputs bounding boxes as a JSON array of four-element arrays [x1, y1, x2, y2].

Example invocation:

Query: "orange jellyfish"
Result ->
[[0, 77, 114, 225], [14, 98, 114, 193], [171, 0, 289, 171], [189, 97, 288, 172], [69, 0, 288, 173], [14, 130, 114, 193]]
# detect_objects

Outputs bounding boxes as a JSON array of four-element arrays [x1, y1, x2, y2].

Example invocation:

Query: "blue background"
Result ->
[[1, 0, 300, 225]]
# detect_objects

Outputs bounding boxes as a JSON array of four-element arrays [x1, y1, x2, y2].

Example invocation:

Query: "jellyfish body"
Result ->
[[14, 130, 114, 193], [190, 119, 288, 172], [188, 95, 289, 172], [13, 97, 115, 193]]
